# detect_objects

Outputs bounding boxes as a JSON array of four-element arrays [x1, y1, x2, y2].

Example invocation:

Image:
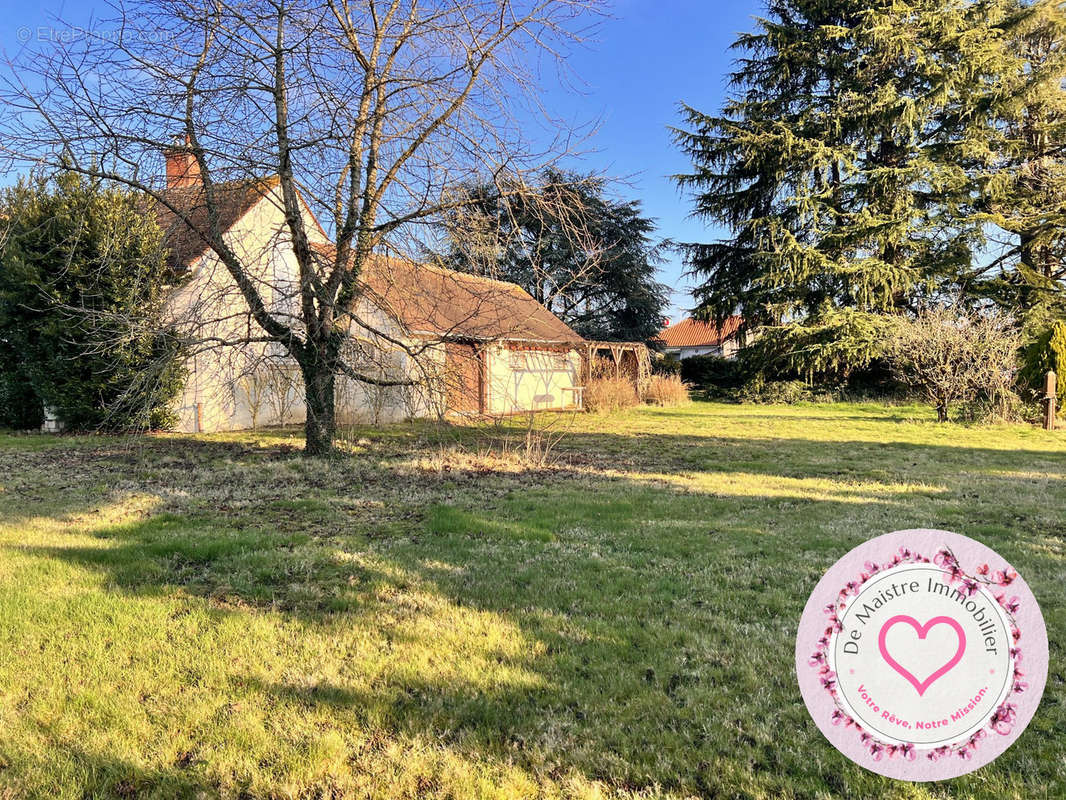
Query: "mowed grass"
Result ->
[[0, 402, 1063, 799]]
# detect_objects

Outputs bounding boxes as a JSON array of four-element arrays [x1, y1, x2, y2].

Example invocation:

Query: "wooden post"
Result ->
[[1044, 371, 1057, 431], [195, 402, 204, 434]]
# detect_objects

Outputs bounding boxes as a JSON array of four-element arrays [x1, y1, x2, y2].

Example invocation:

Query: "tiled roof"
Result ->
[[154, 176, 280, 271], [657, 316, 743, 348], [312, 243, 583, 344], [155, 177, 583, 345]]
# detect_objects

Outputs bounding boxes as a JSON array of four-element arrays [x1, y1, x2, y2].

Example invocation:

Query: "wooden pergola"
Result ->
[[582, 340, 653, 391]]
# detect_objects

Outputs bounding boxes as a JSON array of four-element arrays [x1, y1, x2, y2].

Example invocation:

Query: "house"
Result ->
[[658, 316, 745, 360], [156, 146, 587, 433]]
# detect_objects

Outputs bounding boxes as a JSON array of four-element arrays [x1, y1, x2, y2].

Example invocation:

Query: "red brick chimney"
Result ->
[[163, 137, 201, 190]]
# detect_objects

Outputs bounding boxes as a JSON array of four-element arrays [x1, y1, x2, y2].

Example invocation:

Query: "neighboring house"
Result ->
[[658, 316, 745, 360], [156, 146, 586, 433]]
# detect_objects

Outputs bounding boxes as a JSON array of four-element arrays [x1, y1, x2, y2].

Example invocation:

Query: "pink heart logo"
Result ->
[[878, 615, 966, 696]]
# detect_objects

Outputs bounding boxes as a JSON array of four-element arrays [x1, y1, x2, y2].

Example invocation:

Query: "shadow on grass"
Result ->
[[1, 413, 1064, 797]]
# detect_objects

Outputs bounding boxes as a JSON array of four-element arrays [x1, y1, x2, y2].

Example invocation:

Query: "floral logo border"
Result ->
[[808, 546, 1026, 763]]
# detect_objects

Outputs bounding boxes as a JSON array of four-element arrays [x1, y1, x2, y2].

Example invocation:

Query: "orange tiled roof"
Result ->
[[156, 178, 583, 345], [312, 243, 583, 344], [658, 316, 743, 348]]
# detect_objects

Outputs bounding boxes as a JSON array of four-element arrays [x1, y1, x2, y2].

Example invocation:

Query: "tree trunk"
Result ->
[[303, 361, 336, 456], [937, 403, 948, 423]]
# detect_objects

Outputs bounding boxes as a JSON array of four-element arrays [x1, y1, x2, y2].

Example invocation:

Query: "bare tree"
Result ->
[[0, 0, 604, 454], [886, 306, 1021, 422], [237, 355, 272, 429], [264, 357, 300, 425]]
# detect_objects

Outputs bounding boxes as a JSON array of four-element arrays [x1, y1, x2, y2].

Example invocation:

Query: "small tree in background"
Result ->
[[0, 172, 184, 430], [886, 307, 1021, 422], [264, 359, 300, 427], [433, 170, 670, 344], [237, 361, 272, 431]]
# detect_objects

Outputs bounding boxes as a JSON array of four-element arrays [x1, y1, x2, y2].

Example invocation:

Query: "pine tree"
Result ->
[[977, 0, 1066, 313], [673, 0, 1011, 374], [432, 170, 671, 344]]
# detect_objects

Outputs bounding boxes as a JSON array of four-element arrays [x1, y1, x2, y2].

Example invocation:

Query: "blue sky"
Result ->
[[544, 1, 765, 321], [0, 0, 767, 322]]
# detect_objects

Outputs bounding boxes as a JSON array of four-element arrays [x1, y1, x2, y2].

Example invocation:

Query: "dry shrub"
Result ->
[[409, 411, 577, 472], [643, 374, 690, 407], [589, 356, 619, 379], [411, 442, 537, 475], [585, 355, 640, 414], [584, 377, 639, 413], [886, 305, 1021, 423]]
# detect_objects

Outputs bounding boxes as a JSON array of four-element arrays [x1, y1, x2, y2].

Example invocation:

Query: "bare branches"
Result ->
[[0, 0, 605, 452], [886, 304, 1022, 422]]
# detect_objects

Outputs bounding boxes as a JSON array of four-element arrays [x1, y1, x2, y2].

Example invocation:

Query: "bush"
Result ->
[[743, 310, 895, 384], [735, 377, 820, 405], [680, 354, 749, 391], [886, 306, 1021, 422], [584, 377, 639, 414], [0, 172, 184, 431], [654, 354, 682, 376], [677, 318, 905, 402], [958, 391, 1028, 425], [1020, 319, 1066, 405], [0, 373, 44, 429], [643, 374, 690, 407]]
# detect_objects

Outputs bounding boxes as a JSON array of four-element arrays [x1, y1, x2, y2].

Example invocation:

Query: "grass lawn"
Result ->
[[0, 401, 1063, 799]]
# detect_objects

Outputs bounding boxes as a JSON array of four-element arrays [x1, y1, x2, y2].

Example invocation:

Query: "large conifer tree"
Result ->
[[673, 0, 1014, 374], [978, 0, 1066, 312], [432, 171, 670, 344]]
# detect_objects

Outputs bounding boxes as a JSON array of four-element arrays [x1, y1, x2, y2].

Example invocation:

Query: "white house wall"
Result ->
[[671, 335, 744, 361], [164, 187, 583, 432], [484, 344, 582, 415], [334, 298, 447, 425], [167, 185, 328, 433]]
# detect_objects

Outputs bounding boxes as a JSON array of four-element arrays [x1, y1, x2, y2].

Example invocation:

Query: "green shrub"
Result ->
[[678, 315, 903, 403], [743, 310, 894, 384], [735, 377, 820, 405], [0, 172, 185, 431], [680, 354, 748, 390], [0, 373, 44, 429], [1020, 320, 1066, 405], [654, 354, 682, 376]]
